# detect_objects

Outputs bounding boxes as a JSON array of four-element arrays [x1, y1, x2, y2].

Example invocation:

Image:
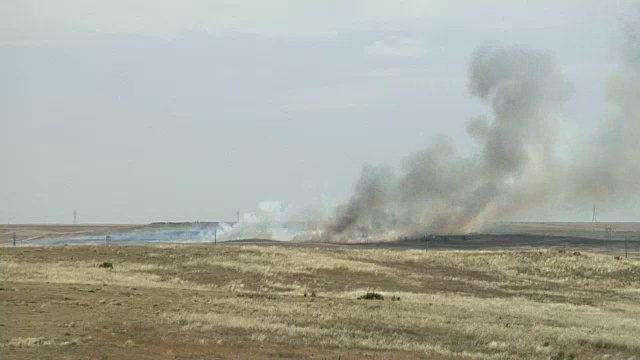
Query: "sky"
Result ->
[[1, 0, 638, 224]]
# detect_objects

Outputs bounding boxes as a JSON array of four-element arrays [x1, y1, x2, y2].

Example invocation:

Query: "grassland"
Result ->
[[0, 224, 137, 245], [485, 222, 640, 241], [1, 244, 639, 359]]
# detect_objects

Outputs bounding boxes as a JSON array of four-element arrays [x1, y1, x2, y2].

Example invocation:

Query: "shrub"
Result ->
[[552, 351, 575, 360], [357, 292, 384, 300], [98, 262, 113, 269]]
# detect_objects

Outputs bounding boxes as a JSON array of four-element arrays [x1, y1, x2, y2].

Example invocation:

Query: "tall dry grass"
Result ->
[[1, 245, 639, 359]]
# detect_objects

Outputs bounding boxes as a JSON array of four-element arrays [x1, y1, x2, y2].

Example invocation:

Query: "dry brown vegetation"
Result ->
[[1, 244, 639, 359]]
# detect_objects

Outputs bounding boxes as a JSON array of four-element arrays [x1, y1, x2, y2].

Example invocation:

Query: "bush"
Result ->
[[357, 292, 384, 300], [98, 262, 113, 268], [551, 351, 575, 360]]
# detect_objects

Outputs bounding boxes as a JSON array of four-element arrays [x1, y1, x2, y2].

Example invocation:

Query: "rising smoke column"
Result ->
[[330, 164, 397, 236], [326, 44, 573, 240], [572, 14, 640, 202]]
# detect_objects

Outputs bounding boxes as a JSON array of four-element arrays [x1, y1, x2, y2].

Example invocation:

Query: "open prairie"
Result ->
[[484, 222, 640, 241], [1, 240, 639, 359], [0, 224, 139, 245]]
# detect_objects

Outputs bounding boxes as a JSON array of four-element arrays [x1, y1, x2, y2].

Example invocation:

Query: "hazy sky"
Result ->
[[2, 1, 638, 223]]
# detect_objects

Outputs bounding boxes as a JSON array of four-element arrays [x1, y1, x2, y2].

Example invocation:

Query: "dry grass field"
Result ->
[[1, 243, 639, 359], [485, 222, 640, 241]]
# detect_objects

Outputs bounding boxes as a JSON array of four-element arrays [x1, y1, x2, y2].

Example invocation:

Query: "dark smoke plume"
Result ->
[[322, 11, 640, 242], [325, 44, 573, 240]]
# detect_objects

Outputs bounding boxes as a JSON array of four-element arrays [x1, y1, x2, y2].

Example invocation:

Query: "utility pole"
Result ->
[[592, 205, 597, 223], [605, 225, 613, 240], [625, 236, 628, 259], [13, 232, 16, 247], [214, 226, 217, 245], [236, 209, 240, 223], [73, 209, 77, 225]]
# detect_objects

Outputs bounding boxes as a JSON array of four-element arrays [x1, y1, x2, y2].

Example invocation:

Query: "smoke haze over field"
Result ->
[[326, 44, 573, 239], [572, 16, 640, 203], [3, 1, 640, 231], [324, 11, 640, 240]]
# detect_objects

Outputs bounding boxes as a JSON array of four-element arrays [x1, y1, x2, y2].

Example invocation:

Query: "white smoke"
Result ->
[[216, 200, 306, 241]]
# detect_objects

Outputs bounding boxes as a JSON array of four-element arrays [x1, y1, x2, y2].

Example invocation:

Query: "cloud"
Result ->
[[0, 0, 633, 46], [365, 37, 428, 57]]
